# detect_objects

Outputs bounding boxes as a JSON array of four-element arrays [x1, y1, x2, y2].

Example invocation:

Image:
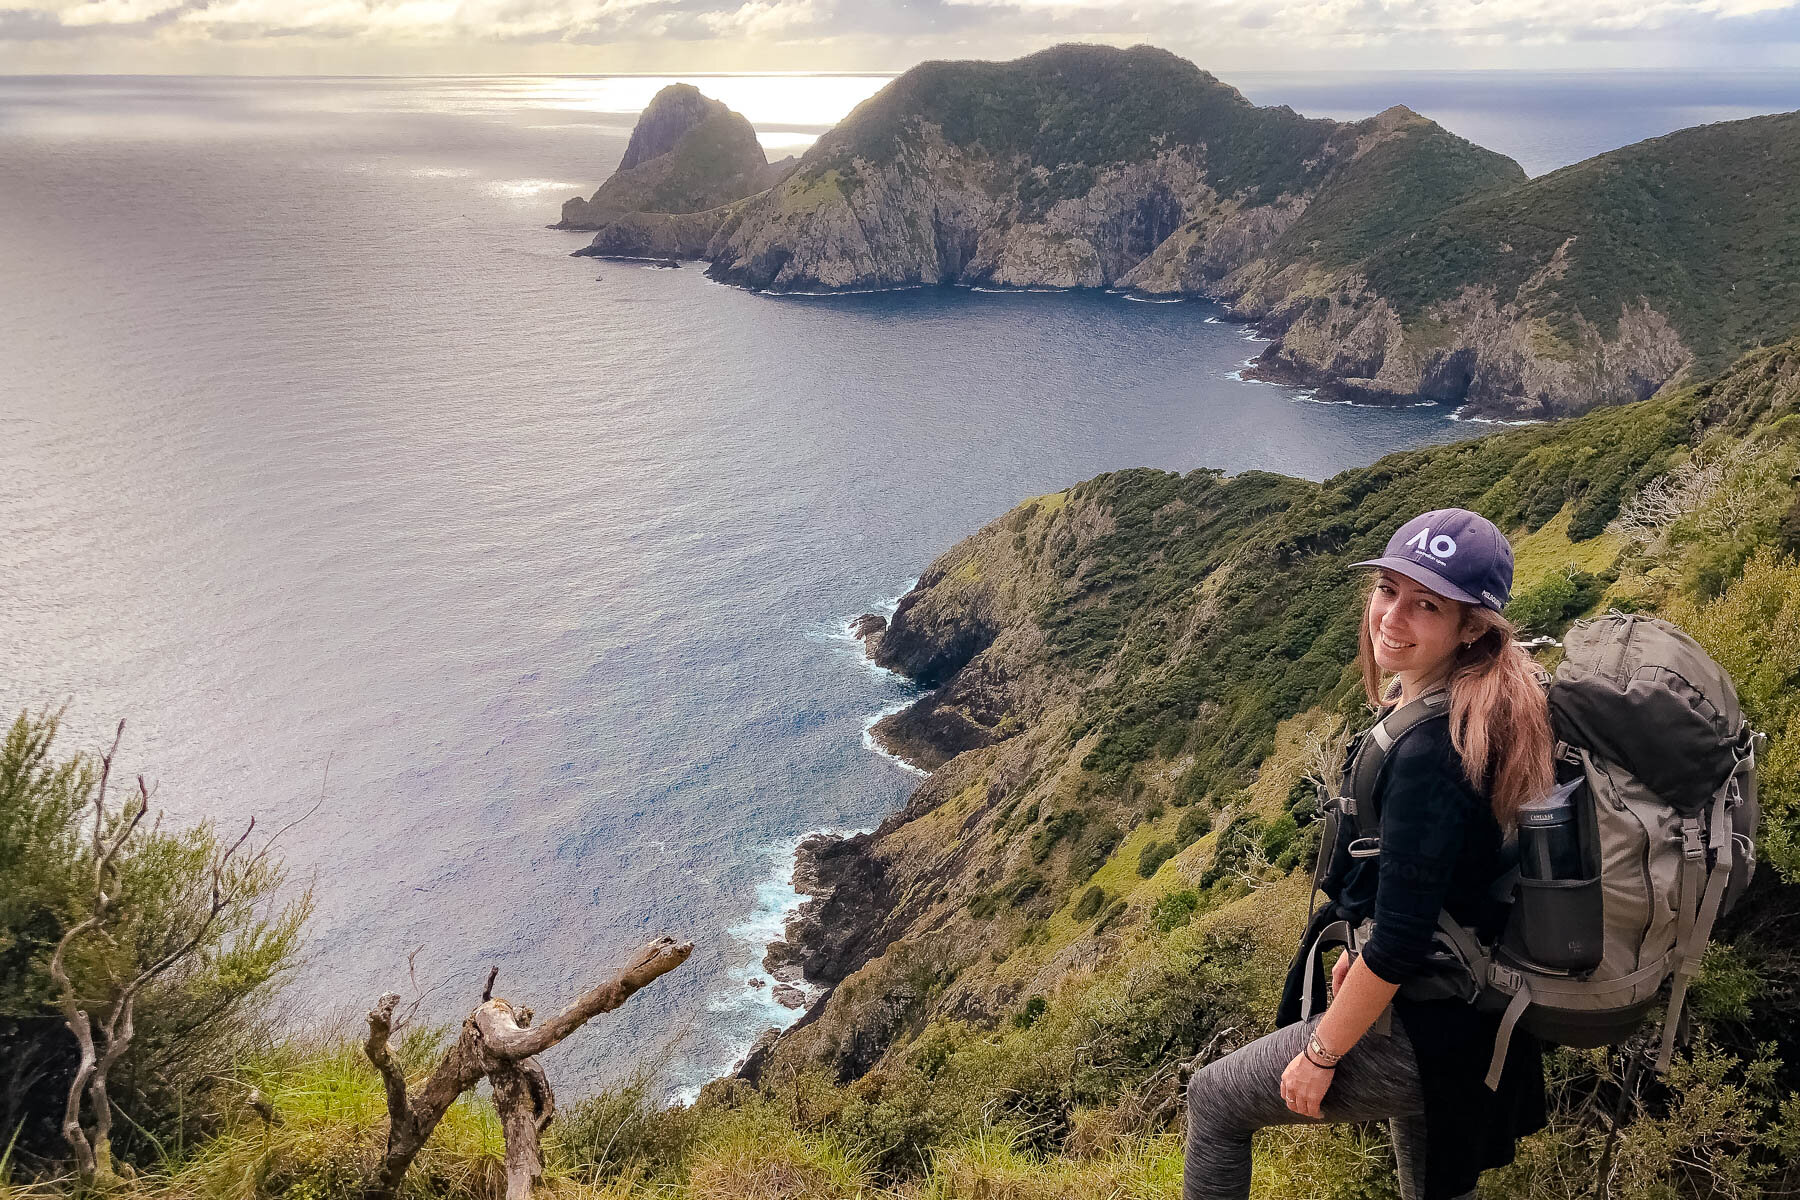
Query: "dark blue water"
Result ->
[[3, 71, 1792, 1096]]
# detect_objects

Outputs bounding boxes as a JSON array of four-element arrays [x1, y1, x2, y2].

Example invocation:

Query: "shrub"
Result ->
[[1260, 813, 1300, 862], [1137, 840, 1176, 878], [1072, 886, 1109, 922], [1507, 565, 1605, 634], [1175, 807, 1212, 848], [0, 710, 310, 1169], [1031, 808, 1089, 864], [1149, 888, 1201, 933], [1012, 995, 1048, 1029], [1094, 899, 1131, 933], [1073, 820, 1123, 880]]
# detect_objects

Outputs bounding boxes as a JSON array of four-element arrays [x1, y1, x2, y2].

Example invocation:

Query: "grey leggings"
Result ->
[[1183, 1015, 1476, 1200]]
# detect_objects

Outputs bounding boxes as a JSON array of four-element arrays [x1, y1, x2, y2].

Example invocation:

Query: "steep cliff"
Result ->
[[1229, 110, 1800, 419], [555, 84, 796, 259], [706, 45, 1519, 296]]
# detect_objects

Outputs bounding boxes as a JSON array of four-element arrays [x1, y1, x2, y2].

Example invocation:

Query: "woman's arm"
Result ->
[[1280, 956, 1399, 1118]]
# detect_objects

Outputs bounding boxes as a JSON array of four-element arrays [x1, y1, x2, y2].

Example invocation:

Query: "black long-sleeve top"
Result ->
[[1327, 716, 1509, 980], [1279, 714, 1546, 1200]]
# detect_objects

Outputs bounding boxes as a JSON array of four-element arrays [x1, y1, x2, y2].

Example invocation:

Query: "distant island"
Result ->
[[555, 83, 795, 260], [559, 44, 1800, 422]]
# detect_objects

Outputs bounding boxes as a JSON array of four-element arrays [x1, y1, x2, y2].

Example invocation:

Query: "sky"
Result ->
[[3, 0, 1800, 75]]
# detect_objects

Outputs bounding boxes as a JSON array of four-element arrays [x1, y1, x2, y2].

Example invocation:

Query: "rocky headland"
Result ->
[[555, 83, 797, 260], [561, 45, 1800, 420]]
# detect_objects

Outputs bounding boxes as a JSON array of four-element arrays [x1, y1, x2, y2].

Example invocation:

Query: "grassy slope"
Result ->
[[15, 343, 1800, 1200], [1355, 111, 1800, 371], [1266, 108, 1526, 270]]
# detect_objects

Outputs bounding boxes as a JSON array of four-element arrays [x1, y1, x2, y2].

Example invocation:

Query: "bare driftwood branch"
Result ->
[[365, 993, 409, 1124], [481, 938, 692, 1060], [363, 937, 693, 1200]]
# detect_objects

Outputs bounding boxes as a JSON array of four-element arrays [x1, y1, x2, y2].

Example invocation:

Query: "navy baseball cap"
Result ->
[[1352, 508, 1513, 612]]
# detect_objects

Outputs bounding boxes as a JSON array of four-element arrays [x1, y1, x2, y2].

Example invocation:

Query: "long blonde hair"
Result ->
[[1357, 591, 1553, 828]]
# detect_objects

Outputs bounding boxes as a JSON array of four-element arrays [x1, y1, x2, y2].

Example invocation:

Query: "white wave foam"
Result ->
[[863, 697, 931, 776], [676, 823, 877, 1105], [775, 284, 928, 297], [1203, 316, 1223, 324], [1449, 408, 1545, 426], [1120, 294, 1183, 304]]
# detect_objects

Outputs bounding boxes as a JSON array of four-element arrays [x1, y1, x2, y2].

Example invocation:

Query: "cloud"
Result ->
[[3, 0, 1799, 62]]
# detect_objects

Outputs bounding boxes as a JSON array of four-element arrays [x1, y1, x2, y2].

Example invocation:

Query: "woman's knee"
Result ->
[[1185, 1058, 1234, 1130]]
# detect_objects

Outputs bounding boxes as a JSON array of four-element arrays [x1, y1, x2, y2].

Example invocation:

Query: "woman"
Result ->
[[1183, 508, 1551, 1200]]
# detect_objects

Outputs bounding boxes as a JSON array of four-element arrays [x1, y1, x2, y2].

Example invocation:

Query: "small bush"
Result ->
[[1507, 565, 1605, 633], [1260, 813, 1300, 862], [1175, 808, 1212, 848], [1137, 840, 1176, 878], [1012, 995, 1048, 1029], [1031, 808, 1089, 864], [1149, 888, 1201, 933], [1072, 885, 1109, 921], [1095, 899, 1131, 932], [1073, 820, 1123, 879]]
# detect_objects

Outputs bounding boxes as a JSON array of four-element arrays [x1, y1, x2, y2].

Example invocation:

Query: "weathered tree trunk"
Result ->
[[363, 936, 692, 1200]]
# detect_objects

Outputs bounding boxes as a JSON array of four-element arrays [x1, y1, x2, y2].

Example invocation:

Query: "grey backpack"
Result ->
[[1312, 613, 1761, 1089]]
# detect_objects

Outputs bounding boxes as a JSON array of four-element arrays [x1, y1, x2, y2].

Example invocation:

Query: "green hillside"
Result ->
[[1355, 111, 1800, 373], [812, 44, 1345, 205]]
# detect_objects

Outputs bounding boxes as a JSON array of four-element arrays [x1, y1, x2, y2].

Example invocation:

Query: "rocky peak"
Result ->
[[619, 83, 728, 171]]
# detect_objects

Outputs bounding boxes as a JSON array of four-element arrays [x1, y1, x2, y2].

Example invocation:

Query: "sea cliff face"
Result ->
[[692, 47, 1800, 419], [705, 50, 1514, 298]]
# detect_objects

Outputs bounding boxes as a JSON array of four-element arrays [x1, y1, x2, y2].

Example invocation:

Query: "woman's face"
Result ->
[[1368, 570, 1469, 680]]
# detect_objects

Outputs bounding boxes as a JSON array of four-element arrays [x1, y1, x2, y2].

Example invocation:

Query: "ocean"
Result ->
[[3, 70, 1795, 1098]]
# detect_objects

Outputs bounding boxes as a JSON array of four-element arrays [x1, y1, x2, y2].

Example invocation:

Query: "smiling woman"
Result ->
[[1186, 506, 1554, 1200]]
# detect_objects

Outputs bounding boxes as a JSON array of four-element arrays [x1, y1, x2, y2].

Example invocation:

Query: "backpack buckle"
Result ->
[[1487, 963, 1525, 994], [1337, 795, 1357, 817], [1682, 820, 1705, 859]]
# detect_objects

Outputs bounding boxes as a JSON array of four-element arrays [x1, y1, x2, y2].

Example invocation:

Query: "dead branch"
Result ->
[[48, 718, 289, 1187], [363, 936, 693, 1200]]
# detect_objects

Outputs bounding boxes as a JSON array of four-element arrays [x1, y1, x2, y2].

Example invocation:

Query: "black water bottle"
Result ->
[[1518, 778, 1585, 882]]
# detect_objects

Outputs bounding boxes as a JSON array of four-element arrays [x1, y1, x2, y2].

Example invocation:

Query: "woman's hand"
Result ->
[[1281, 1049, 1335, 1119]]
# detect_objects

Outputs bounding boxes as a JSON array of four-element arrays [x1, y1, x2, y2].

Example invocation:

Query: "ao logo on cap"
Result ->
[[1404, 528, 1458, 559]]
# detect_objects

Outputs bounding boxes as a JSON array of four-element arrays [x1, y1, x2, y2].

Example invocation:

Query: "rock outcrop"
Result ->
[[555, 84, 798, 260], [706, 48, 1509, 296]]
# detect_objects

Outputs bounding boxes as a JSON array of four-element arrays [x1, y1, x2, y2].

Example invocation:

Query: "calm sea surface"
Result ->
[[3, 71, 1795, 1096]]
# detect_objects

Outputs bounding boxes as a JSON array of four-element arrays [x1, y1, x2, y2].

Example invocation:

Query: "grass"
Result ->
[[1508, 505, 1627, 592]]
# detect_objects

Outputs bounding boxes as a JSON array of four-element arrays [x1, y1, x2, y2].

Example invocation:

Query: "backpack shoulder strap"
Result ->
[[1345, 688, 1452, 843]]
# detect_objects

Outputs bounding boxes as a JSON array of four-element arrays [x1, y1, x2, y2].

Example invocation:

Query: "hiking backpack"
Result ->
[[1307, 613, 1762, 1089]]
